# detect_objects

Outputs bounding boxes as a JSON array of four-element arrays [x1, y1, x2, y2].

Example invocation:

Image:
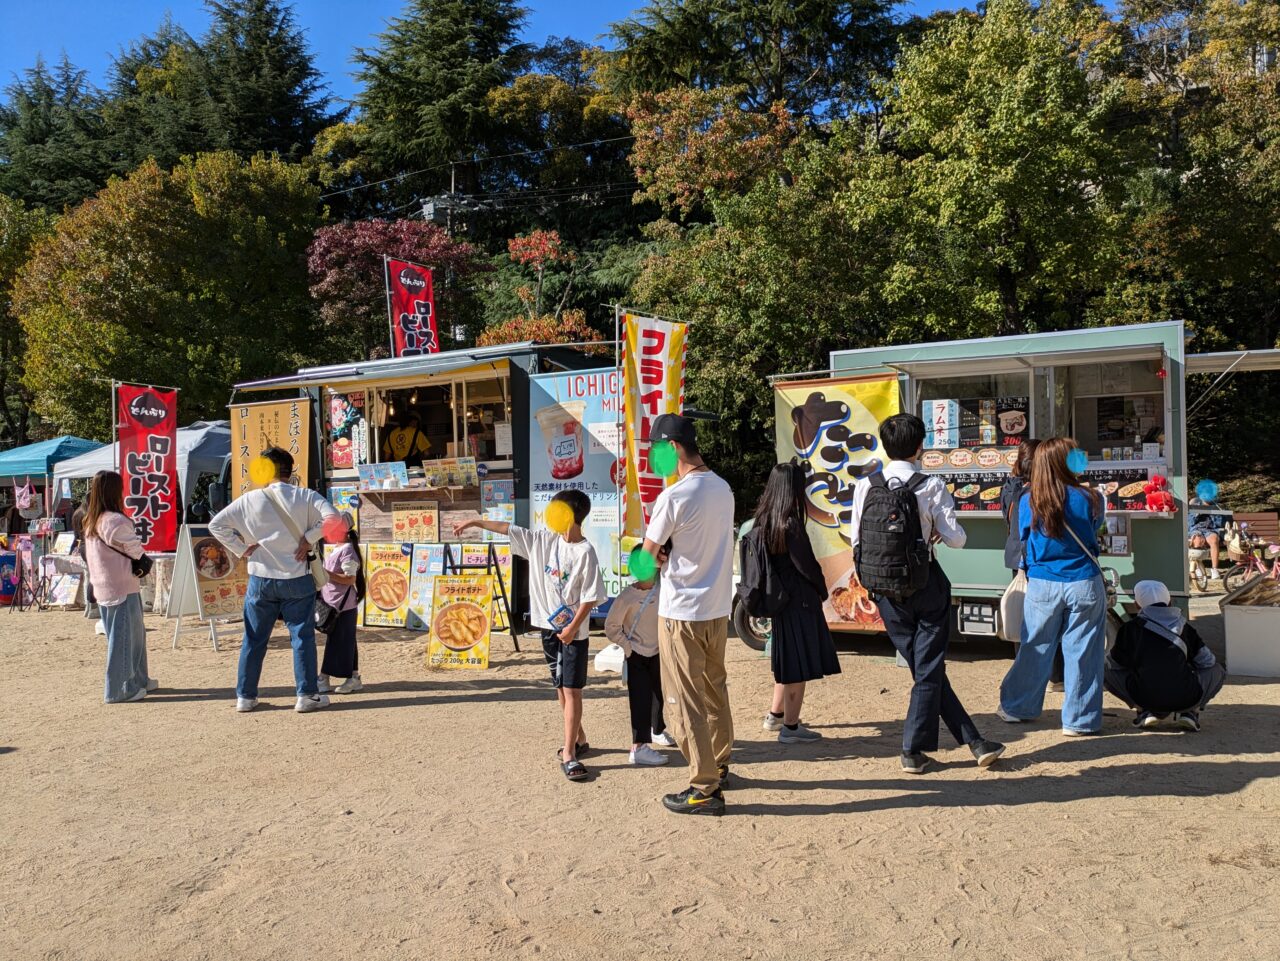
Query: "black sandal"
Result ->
[[562, 759, 588, 781], [556, 743, 590, 760]]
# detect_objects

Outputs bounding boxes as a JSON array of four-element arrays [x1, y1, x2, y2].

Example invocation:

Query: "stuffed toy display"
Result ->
[[1143, 474, 1175, 513]]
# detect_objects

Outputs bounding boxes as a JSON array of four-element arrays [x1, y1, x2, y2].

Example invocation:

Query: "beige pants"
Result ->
[[658, 616, 734, 794]]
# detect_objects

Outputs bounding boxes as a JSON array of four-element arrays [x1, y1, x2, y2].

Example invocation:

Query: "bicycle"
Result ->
[[1223, 525, 1280, 593]]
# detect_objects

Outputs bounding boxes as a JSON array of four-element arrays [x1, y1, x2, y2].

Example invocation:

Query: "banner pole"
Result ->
[[383, 255, 396, 357], [614, 305, 622, 553], [111, 380, 119, 473]]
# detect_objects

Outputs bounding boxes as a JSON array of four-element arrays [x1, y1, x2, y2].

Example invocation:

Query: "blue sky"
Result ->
[[0, 1, 965, 107]]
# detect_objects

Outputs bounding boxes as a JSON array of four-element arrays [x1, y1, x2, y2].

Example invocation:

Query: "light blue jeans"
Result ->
[[1000, 575, 1107, 733], [102, 593, 149, 703], [238, 574, 318, 699]]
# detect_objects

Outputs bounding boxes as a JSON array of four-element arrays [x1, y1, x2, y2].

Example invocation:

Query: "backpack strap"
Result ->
[[869, 473, 888, 489], [906, 472, 929, 493]]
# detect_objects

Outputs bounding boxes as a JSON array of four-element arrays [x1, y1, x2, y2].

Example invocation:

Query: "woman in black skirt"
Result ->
[[318, 512, 365, 695], [755, 463, 841, 744]]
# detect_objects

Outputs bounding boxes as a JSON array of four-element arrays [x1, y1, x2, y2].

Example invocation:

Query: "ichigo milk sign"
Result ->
[[385, 257, 439, 357], [116, 383, 180, 552]]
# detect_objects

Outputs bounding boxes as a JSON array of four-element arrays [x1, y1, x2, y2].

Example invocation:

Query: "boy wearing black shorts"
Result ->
[[455, 489, 605, 781]]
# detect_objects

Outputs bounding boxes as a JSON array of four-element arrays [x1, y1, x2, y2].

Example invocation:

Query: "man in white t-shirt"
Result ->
[[640, 414, 736, 816]]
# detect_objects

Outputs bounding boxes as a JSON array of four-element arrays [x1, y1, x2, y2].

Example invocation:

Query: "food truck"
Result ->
[[230, 342, 604, 629], [767, 320, 1280, 645]]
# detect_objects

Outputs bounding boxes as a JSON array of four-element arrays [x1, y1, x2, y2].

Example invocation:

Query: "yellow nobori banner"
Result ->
[[620, 312, 687, 538]]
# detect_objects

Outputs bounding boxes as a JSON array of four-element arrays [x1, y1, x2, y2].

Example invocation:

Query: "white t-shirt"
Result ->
[[645, 469, 735, 621], [508, 526, 606, 640]]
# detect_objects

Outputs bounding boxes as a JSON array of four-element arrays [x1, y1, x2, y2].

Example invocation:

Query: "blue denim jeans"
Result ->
[[1000, 575, 1107, 733], [102, 592, 149, 702], [238, 575, 318, 699]]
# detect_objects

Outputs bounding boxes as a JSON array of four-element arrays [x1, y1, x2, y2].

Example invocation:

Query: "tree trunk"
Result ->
[[995, 264, 1023, 336]]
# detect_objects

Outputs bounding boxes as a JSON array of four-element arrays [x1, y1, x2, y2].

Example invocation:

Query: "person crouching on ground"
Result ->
[[455, 489, 605, 783], [752, 462, 841, 744], [604, 545, 676, 767], [209, 446, 339, 714], [318, 512, 364, 695], [850, 414, 1005, 774], [1106, 580, 1226, 732]]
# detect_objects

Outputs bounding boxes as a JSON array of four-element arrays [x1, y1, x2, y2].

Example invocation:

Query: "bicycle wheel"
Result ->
[[1223, 565, 1250, 594], [1191, 564, 1208, 592]]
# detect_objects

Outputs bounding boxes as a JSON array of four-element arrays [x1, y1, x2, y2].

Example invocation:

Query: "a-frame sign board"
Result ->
[[167, 525, 247, 651]]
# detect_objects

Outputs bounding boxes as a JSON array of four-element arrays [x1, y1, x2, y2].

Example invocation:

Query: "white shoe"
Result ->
[[296, 694, 330, 713], [762, 713, 785, 733], [236, 697, 258, 713], [997, 707, 1028, 723], [146, 678, 159, 692], [1209, 569, 1221, 580], [778, 723, 823, 743], [629, 744, 669, 766], [95, 620, 107, 636], [651, 730, 677, 747], [336, 674, 363, 694], [125, 688, 147, 702], [316, 675, 333, 693]]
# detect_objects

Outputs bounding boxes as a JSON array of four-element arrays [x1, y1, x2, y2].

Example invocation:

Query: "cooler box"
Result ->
[[1220, 576, 1280, 677]]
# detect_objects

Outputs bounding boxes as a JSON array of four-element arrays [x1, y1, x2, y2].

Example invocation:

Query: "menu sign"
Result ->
[[426, 575, 493, 670], [363, 542, 413, 627], [392, 501, 439, 543], [1082, 468, 1150, 511], [186, 525, 249, 618], [923, 396, 1029, 450], [940, 473, 1007, 512]]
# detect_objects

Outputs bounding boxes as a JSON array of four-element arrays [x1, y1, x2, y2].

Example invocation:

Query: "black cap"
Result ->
[[650, 413, 697, 446]]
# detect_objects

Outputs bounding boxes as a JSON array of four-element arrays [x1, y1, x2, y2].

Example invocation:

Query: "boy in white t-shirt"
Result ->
[[456, 489, 605, 783]]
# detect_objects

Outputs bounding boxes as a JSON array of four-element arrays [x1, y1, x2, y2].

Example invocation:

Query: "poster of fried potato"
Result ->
[[426, 575, 494, 670], [362, 542, 413, 627], [774, 375, 900, 633]]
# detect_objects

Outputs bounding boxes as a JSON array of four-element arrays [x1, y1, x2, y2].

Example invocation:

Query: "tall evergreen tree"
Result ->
[[0, 57, 110, 209]]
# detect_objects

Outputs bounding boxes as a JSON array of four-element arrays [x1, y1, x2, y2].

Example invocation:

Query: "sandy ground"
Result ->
[[2, 599, 1279, 961]]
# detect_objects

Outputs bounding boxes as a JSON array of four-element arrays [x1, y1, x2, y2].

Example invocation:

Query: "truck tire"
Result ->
[[732, 598, 770, 652]]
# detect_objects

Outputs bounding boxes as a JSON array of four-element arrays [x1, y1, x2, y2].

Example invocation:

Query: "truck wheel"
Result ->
[[732, 599, 770, 652]]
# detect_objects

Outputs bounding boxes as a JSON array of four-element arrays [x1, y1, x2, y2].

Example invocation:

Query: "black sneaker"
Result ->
[[662, 787, 725, 816], [717, 764, 734, 790], [1134, 712, 1163, 730], [970, 739, 1006, 768], [900, 752, 932, 774], [1174, 711, 1201, 732]]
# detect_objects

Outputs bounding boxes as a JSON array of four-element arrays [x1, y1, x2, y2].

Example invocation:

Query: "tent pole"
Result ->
[[111, 380, 119, 473]]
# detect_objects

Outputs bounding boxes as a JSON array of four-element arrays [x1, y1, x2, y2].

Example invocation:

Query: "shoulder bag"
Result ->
[[263, 486, 329, 590], [315, 584, 354, 634], [998, 569, 1026, 642], [99, 527, 154, 579]]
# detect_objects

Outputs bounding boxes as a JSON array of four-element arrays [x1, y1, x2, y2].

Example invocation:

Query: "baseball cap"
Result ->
[[649, 413, 697, 447], [1134, 580, 1171, 609]]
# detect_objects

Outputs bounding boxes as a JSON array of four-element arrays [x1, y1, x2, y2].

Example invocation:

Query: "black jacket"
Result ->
[[1111, 614, 1207, 713]]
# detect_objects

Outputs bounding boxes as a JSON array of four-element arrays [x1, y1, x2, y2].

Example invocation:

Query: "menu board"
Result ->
[[327, 390, 369, 471], [940, 473, 1007, 512], [922, 396, 1029, 450], [392, 501, 439, 543], [362, 542, 413, 627], [1082, 468, 1150, 511], [421, 457, 480, 488], [186, 525, 250, 618], [406, 543, 446, 631], [426, 575, 493, 670], [922, 447, 1017, 473], [326, 484, 361, 532]]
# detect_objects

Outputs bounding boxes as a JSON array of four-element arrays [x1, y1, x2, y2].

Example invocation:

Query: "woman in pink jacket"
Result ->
[[83, 471, 154, 703]]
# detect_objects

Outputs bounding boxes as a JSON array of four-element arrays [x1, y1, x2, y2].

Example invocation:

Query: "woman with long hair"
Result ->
[[998, 438, 1107, 735], [83, 471, 154, 703], [318, 513, 364, 694], [753, 462, 840, 743]]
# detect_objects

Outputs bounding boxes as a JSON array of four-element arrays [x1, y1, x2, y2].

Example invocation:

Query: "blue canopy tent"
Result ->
[[0, 436, 103, 518]]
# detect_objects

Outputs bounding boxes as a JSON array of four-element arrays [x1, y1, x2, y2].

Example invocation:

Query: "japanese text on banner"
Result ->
[[229, 398, 312, 498], [116, 383, 179, 551], [620, 313, 686, 538], [386, 257, 439, 357]]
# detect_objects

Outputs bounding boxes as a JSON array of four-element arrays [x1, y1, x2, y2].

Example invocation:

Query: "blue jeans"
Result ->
[[1000, 575, 1107, 733], [238, 575, 318, 699], [102, 592, 149, 702]]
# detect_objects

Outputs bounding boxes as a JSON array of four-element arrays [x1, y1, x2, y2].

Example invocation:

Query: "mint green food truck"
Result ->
[[746, 320, 1280, 648]]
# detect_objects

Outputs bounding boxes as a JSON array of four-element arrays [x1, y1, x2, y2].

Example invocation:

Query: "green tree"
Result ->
[[608, 0, 898, 120], [0, 57, 110, 209], [14, 152, 322, 437], [353, 0, 529, 198], [0, 196, 53, 448]]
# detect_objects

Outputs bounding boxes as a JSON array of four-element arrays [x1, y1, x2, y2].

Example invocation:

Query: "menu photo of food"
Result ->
[[825, 566, 884, 631], [944, 472, 1007, 512], [362, 543, 413, 627], [426, 575, 494, 670], [996, 397, 1030, 446], [392, 501, 439, 543], [188, 527, 249, 618]]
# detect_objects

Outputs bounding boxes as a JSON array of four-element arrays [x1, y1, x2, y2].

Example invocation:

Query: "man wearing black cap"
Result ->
[[640, 413, 736, 816]]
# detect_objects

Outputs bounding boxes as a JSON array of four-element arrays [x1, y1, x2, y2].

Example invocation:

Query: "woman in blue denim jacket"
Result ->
[[998, 438, 1107, 735]]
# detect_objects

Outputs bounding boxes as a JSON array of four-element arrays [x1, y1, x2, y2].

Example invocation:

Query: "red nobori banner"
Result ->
[[385, 257, 439, 356], [620, 312, 687, 537], [116, 383, 180, 552]]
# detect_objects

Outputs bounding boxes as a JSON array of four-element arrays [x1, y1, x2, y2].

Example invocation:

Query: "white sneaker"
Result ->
[[629, 744, 669, 766], [336, 674, 363, 694], [316, 675, 333, 693], [762, 713, 785, 733], [296, 694, 330, 713], [997, 707, 1028, 723], [236, 697, 258, 713], [125, 688, 147, 702], [778, 723, 823, 743], [95, 620, 107, 636], [1209, 569, 1221, 580], [651, 730, 677, 747]]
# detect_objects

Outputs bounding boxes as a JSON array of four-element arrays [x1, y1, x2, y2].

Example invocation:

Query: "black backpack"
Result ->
[[855, 472, 932, 600], [737, 527, 789, 617]]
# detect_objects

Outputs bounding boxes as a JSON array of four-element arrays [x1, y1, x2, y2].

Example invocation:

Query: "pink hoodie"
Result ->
[[84, 512, 144, 606]]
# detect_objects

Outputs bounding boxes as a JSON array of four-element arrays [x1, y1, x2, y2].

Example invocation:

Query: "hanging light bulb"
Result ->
[[410, 389, 418, 404], [387, 393, 396, 417]]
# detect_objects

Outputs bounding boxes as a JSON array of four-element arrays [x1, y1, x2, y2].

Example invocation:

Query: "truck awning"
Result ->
[[874, 343, 1165, 379], [1185, 349, 1280, 375]]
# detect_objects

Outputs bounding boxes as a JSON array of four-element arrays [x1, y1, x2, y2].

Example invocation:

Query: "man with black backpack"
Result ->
[[850, 414, 1004, 774]]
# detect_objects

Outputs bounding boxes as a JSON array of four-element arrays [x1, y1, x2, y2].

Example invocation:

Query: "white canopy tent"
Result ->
[[52, 420, 230, 505]]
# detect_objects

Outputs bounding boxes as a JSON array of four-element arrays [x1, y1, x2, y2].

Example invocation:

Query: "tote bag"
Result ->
[[999, 570, 1027, 642]]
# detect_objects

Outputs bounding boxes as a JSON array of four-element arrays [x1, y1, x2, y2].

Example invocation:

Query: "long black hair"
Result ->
[[753, 463, 807, 554], [346, 523, 366, 602]]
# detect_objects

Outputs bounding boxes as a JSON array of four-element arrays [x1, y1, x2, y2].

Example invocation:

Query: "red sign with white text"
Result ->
[[116, 383, 180, 552], [386, 257, 439, 356]]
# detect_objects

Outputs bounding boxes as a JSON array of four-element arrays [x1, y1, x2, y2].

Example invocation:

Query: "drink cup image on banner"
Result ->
[[775, 375, 900, 632], [620, 313, 687, 538]]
